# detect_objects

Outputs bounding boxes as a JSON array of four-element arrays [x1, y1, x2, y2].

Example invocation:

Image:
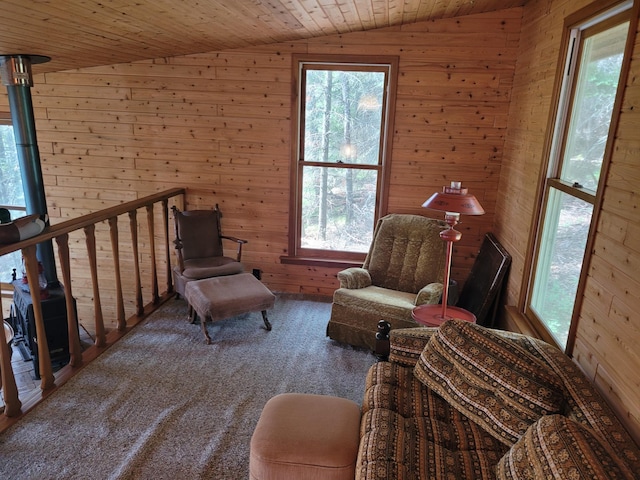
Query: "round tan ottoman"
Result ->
[[250, 393, 361, 480]]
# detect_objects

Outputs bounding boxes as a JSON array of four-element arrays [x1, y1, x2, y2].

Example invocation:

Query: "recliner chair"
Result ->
[[326, 213, 447, 351], [171, 205, 247, 296]]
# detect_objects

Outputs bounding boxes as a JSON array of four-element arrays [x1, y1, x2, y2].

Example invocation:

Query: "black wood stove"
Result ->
[[10, 281, 77, 379]]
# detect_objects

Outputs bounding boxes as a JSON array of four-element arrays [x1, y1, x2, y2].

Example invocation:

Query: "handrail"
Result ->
[[0, 187, 185, 421], [0, 188, 185, 257]]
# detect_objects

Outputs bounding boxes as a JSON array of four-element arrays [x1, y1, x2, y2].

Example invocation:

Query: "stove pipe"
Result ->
[[0, 54, 58, 287]]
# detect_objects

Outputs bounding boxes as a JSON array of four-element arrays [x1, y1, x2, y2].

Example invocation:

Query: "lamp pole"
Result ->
[[439, 212, 462, 320], [414, 181, 484, 326]]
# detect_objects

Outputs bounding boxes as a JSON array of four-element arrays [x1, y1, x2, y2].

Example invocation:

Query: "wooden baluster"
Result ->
[[129, 210, 144, 316], [54, 233, 82, 367], [22, 245, 55, 390], [108, 217, 126, 331], [84, 225, 106, 347], [162, 199, 173, 294], [146, 204, 159, 305], [0, 294, 21, 417]]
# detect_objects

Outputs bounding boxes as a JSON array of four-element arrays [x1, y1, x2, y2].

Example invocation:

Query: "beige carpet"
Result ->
[[0, 295, 375, 479]]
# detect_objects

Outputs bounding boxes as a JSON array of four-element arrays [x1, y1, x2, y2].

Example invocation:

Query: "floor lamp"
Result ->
[[420, 181, 485, 324]]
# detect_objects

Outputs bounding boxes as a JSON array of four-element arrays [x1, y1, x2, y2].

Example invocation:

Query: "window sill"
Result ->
[[280, 255, 362, 269], [503, 306, 559, 349]]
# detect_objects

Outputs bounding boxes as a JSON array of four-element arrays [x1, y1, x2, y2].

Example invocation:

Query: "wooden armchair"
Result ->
[[171, 205, 247, 296]]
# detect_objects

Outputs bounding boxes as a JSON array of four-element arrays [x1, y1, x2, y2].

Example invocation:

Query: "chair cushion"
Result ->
[[175, 210, 223, 260], [365, 214, 446, 293], [414, 319, 565, 446], [184, 273, 275, 322], [496, 415, 636, 479], [181, 256, 243, 280], [333, 286, 417, 319], [360, 361, 509, 480], [358, 408, 508, 480]]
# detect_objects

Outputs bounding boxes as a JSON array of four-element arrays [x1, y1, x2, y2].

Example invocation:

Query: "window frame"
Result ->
[[284, 54, 398, 267], [0, 113, 27, 289], [0, 113, 27, 217], [524, 0, 635, 353]]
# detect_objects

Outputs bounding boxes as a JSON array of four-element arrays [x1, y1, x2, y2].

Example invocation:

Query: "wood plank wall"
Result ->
[[0, 0, 638, 446], [0, 8, 522, 328], [495, 0, 640, 443]]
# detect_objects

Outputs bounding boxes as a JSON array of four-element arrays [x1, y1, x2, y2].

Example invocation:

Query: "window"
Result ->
[[287, 55, 398, 265], [0, 117, 27, 283], [528, 2, 632, 351]]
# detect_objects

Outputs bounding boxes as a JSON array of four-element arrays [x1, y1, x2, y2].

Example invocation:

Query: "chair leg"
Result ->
[[200, 316, 212, 344], [261, 311, 272, 331]]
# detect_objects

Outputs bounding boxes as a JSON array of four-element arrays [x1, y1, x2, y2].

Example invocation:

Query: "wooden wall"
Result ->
[[495, 0, 640, 443], [0, 0, 638, 447], [0, 8, 521, 326]]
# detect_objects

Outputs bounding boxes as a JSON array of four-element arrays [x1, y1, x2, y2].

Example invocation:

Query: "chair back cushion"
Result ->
[[414, 319, 566, 446], [364, 214, 446, 293], [496, 415, 636, 480], [175, 210, 223, 260]]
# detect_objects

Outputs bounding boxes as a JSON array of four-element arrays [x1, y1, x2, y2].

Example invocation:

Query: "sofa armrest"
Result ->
[[388, 326, 437, 367], [337, 267, 371, 289], [414, 282, 443, 305]]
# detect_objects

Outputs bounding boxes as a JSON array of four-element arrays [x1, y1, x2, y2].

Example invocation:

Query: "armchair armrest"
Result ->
[[221, 235, 247, 244], [337, 267, 371, 289], [221, 235, 248, 262], [414, 282, 443, 306]]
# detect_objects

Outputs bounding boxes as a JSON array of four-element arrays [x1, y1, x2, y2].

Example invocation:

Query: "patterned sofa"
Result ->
[[357, 319, 640, 479]]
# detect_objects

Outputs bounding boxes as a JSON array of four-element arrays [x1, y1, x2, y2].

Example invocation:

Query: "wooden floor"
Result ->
[[0, 330, 94, 412], [2, 345, 41, 405]]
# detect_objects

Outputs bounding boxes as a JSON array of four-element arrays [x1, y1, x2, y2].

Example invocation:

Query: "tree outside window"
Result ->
[[0, 121, 26, 283], [529, 8, 631, 351], [290, 56, 397, 263]]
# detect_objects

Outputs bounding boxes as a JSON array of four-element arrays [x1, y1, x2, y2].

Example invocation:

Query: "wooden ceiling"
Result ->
[[0, 0, 525, 75]]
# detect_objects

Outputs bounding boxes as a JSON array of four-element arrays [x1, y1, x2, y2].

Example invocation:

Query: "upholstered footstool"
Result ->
[[183, 272, 275, 344], [250, 393, 361, 480]]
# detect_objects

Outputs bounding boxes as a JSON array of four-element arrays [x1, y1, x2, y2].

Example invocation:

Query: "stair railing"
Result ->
[[0, 187, 185, 422]]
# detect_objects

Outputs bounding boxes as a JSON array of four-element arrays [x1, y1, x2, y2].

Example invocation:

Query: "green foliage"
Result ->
[[561, 23, 628, 191], [300, 67, 387, 252], [534, 21, 629, 348], [303, 70, 384, 166], [0, 125, 26, 282], [0, 125, 25, 207]]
